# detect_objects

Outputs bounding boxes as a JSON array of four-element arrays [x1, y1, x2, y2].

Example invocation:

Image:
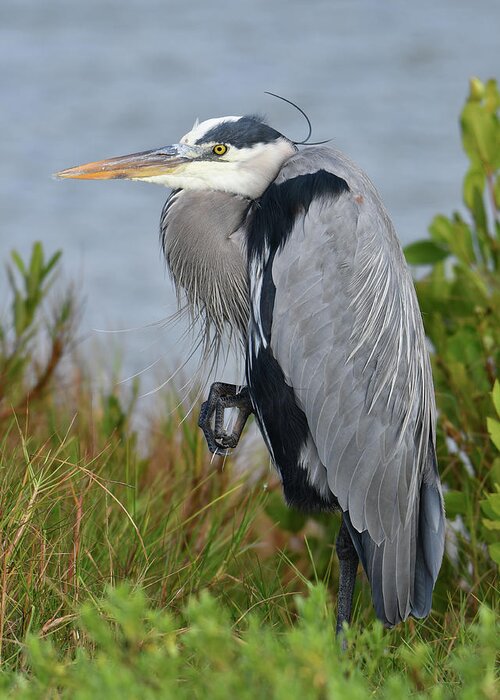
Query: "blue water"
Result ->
[[1, 0, 499, 396]]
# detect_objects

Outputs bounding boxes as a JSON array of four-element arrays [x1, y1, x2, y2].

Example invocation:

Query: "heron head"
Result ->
[[56, 116, 297, 199]]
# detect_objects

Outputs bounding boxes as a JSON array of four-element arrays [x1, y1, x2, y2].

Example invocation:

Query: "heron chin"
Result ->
[[57, 113, 445, 633]]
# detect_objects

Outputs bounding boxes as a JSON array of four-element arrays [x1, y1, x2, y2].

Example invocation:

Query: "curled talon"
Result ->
[[198, 382, 253, 456]]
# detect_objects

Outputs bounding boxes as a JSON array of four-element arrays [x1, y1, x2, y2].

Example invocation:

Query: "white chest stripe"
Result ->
[[248, 242, 271, 355]]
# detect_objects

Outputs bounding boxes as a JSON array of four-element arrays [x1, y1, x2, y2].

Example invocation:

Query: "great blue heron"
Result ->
[[57, 112, 445, 632]]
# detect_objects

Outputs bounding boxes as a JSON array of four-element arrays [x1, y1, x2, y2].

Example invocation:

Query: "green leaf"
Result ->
[[483, 519, 500, 531], [492, 380, 500, 418], [404, 240, 449, 265], [487, 542, 500, 565], [444, 490, 467, 517], [42, 250, 62, 282], [27, 241, 44, 298], [481, 500, 496, 521], [463, 167, 485, 211], [6, 265, 18, 296], [429, 214, 454, 245], [481, 489, 500, 517], [485, 78, 500, 112], [483, 519, 500, 532], [487, 417, 500, 451], [491, 458, 500, 487], [461, 100, 498, 167], [469, 77, 485, 102], [494, 174, 500, 209], [10, 250, 26, 276], [449, 214, 477, 266], [13, 292, 26, 337]]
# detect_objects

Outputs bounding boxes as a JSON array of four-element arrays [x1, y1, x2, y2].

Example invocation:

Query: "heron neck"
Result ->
[[160, 189, 251, 348]]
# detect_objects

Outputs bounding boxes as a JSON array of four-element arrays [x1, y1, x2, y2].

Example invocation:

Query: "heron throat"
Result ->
[[160, 188, 251, 360]]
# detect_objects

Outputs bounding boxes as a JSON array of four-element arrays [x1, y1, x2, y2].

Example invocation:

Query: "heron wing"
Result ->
[[247, 147, 444, 624]]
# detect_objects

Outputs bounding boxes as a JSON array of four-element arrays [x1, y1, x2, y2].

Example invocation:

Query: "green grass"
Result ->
[[0, 78, 498, 697], [0, 403, 497, 699]]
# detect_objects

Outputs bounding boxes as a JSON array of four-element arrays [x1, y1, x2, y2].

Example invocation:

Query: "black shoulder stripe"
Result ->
[[259, 250, 276, 340], [248, 346, 337, 512], [246, 168, 347, 513], [247, 170, 349, 259]]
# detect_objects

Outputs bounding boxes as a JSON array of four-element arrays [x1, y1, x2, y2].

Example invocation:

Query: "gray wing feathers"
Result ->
[[270, 148, 444, 624], [271, 191, 428, 543]]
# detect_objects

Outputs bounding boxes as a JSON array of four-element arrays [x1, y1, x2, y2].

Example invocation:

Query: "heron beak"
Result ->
[[55, 144, 199, 180]]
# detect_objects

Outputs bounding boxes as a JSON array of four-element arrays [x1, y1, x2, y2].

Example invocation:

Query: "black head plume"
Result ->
[[264, 92, 331, 146]]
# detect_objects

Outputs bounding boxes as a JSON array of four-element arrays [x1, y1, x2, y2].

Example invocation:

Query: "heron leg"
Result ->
[[198, 382, 253, 455], [335, 516, 359, 640]]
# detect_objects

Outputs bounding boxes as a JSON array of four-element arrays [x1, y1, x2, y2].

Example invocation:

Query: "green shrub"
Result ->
[[0, 584, 497, 699], [404, 78, 499, 615], [0, 243, 74, 422]]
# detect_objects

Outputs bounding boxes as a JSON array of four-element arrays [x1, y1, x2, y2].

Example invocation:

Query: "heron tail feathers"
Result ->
[[343, 478, 444, 627]]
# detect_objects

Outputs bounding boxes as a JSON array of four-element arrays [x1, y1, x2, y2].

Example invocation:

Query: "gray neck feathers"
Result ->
[[160, 189, 251, 359]]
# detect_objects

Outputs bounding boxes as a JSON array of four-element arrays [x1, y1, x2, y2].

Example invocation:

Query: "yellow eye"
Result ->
[[212, 144, 227, 156]]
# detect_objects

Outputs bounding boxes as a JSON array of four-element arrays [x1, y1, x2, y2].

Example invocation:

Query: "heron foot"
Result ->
[[198, 382, 253, 456]]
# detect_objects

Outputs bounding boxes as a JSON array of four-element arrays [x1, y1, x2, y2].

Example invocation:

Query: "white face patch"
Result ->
[[180, 116, 242, 146], [141, 137, 296, 198]]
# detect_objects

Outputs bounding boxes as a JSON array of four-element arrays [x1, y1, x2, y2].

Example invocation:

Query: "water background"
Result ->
[[1, 0, 499, 401]]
